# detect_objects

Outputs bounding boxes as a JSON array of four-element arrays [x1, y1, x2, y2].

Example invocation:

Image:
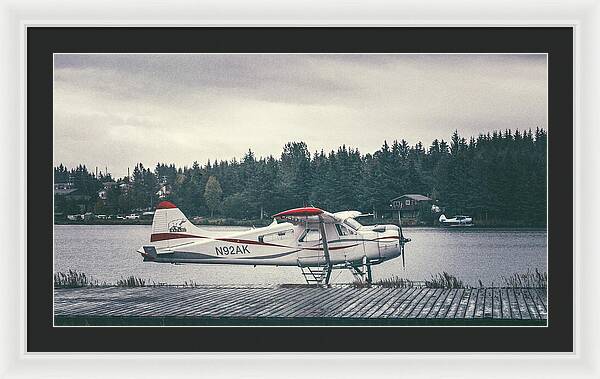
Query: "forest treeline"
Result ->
[[54, 128, 547, 226]]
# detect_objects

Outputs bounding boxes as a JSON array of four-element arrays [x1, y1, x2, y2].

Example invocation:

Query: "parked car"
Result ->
[[141, 211, 155, 219], [125, 213, 140, 220]]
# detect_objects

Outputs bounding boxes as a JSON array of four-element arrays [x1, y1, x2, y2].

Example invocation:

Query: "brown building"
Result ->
[[390, 194, 433, 219]]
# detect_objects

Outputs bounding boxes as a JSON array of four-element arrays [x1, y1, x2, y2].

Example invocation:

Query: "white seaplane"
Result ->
[[138, 201, 411, 284], [438, 214, 474, 227]]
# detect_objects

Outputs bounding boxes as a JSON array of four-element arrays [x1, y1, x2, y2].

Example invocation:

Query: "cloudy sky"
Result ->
[[54, 54, 547, 178]]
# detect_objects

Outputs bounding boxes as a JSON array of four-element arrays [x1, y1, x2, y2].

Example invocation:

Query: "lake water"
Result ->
[[54, 225, 547, 287]]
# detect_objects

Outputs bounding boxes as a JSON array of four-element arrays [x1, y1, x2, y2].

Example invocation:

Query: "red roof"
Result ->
[[156, 201, 177, 209], [273, 207, 324, 218]]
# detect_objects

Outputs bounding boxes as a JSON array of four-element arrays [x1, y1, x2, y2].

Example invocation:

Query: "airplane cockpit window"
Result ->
[[299, 229, 321, 242], [344, 218, 362, 231], [335, 224, 350, 236], [259, 229, 294, 243]]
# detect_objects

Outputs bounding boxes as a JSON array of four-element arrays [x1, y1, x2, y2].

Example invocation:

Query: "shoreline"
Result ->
[[53, 219, 547, 229]]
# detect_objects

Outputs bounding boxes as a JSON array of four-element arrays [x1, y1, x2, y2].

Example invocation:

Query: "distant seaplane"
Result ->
[[438, 214, 474, 227], [138, 201, 411, 284]]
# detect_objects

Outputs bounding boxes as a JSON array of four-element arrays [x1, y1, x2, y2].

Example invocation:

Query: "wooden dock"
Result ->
[[54, 285, 548, 326]]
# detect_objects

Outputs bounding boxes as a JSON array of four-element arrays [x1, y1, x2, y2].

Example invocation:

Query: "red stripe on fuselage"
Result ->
[[149, 233, 362, 251], [150, 233, 206, 242], [150, 233, 285, 247]]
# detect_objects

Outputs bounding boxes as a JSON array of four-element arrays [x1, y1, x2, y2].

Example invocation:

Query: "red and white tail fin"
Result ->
[[151, 201, 193, 235], [150, 201, 216, 242]]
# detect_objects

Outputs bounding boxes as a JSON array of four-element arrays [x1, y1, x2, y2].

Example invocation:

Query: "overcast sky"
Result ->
[[54, 54, 547, 178]]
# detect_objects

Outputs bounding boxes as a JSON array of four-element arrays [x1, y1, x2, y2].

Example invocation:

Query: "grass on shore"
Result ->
[[54, 270, 206, 289], [353, 271, 464, 289], [116, 276, 146, 287], [501, 268, 547, 289], [53, 270, 103, 288], [55, 269, 548, 289], [353, 269, 547, 289]]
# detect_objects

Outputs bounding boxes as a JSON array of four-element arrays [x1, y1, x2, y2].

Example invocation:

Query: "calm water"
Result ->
[[54, 225, 547, 286]]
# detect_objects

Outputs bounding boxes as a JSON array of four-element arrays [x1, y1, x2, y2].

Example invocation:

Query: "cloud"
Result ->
[[53, 54, 547, 178]]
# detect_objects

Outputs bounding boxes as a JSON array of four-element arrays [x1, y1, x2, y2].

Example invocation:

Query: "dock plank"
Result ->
[[514, 289, 531, 320], [484, 288, 493, 318], [355, 288, 396, 318], [474, 288, 486, 319], [389, 288, 425, 318], [54, 286, 547, 323], [275, 287, 332, 317], [444, 288, 464, 319], [373, 287, 415, 318], [419, 289, 444, 318], [521, 289, 540, 320], [296, 286, 350, 317], [406, 289, 435, 318], [464, 289, 479, 319], [529, 288, 548, 319], [432, 289, 456, 319], [454, 289, 473, 318], [536, 288, 548, 310], [211, 287, 278, 317], [500, 288, 511, 319], [338, 287, 387, 318]]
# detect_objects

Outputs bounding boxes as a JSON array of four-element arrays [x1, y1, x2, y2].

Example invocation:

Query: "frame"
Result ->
[[34, 28, 567, 338], [1, 0, 596, 377]]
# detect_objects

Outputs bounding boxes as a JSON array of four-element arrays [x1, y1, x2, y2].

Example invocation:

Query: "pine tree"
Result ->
[[204, 176, 223, 217]]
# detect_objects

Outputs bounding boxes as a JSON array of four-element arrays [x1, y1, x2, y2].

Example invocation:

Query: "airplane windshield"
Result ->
[[344, 218, 362, 231]]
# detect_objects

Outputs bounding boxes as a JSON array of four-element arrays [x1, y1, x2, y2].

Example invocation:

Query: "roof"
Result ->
[[390, 194, 432, 202], [156, 201, 177, 209]]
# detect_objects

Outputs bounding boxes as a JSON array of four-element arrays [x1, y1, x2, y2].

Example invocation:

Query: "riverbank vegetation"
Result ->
[[55, 128, 547, 227], [54, 269, 548, 289]]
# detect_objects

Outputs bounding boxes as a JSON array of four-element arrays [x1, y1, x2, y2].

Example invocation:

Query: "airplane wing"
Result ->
[[332, 210, 363, 221], [272, 207, 338, 224]]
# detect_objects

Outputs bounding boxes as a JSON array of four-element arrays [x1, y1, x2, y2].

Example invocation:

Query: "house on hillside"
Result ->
[[54, 183, 90, 202], [156, 184, 172, 199], [390, 194, 433, 220], [97, 182, 118, 200], [54, 182, 92, 214]]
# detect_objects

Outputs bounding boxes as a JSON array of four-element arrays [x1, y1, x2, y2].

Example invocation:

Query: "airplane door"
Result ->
[[334, 223, 364, 263], [297, 226, 326, 266]]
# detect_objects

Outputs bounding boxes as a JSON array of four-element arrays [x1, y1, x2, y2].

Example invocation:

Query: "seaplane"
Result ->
[[138, 201, 411, 284], [438, 214, 474, 227]]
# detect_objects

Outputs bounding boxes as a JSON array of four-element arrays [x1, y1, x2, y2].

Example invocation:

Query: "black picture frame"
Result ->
[[28, 27, 573, 353]]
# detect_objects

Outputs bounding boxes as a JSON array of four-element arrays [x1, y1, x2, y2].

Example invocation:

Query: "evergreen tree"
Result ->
[[54, 128, 547, 227], [204, 175, 223, 217]]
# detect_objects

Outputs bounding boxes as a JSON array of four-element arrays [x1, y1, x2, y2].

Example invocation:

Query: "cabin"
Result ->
[[97, 189, 108, 200], [54, 183, 92, 215], [54, 184, 91, 202], [390, 194, 433, 220], [156, 184, 172, 199]]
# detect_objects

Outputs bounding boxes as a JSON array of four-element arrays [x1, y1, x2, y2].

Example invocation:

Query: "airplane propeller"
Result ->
[[398, 212, 410, 269]]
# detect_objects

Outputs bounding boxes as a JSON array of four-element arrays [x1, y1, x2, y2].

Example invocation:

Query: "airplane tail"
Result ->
[[150, 201, 210, 238]]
